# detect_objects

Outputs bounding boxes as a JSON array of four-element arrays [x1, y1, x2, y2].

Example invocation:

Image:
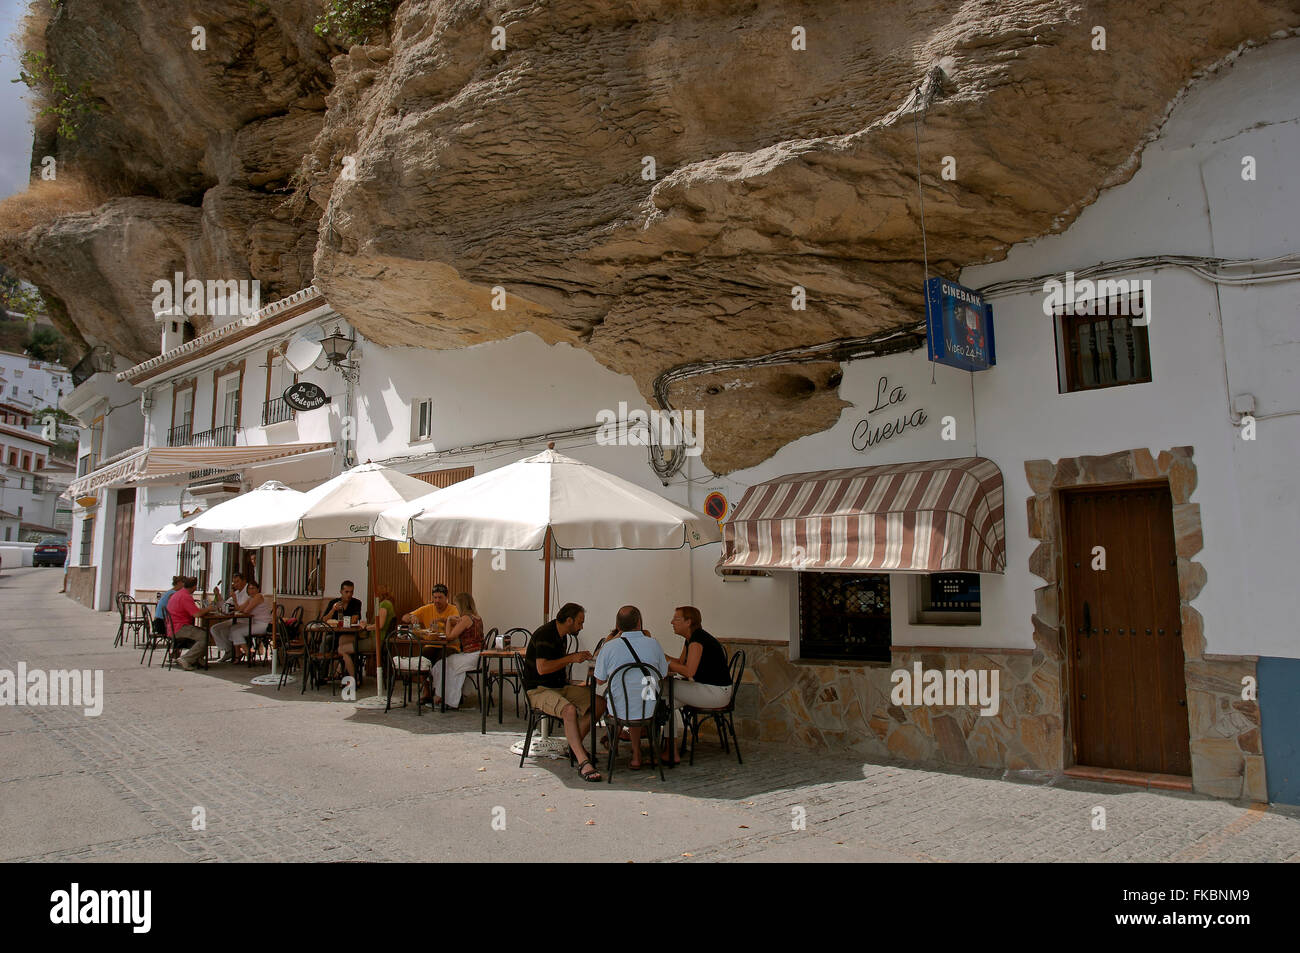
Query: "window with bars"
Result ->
[[1054, 298, 1152, 393], [177, 540, 210, 590], [277, 545, 325, 597], [798, 572, 892, 663], [79, 517, 94, 566]]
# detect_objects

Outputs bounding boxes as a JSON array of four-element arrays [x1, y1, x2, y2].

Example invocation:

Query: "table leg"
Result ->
[[440, 646, 448, 713], [497, 657, 505, 725], [589, 677, 596, 768], [480, 654, 488, 734]]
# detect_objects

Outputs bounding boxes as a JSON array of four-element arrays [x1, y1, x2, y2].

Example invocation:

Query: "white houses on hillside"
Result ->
[[63, 36, 1300, 805]]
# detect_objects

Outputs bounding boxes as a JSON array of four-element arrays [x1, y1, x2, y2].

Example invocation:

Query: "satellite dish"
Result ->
[[284, 335, 324, 373]]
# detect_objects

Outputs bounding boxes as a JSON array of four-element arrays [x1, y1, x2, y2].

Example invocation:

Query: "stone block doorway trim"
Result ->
[[1024, 447, 1266, 802]]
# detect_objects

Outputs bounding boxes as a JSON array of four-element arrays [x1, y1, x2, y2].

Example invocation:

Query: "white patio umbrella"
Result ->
[[237, 462, 438, 704], [238, 462, 435, 547], [375, 445, 719, 623], [374, 444, 721, 756], [152, 481, 306, 544]]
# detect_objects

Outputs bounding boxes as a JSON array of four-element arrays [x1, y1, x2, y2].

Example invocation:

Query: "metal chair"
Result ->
[[113, 592, 131, 647], [602, 661, 667, 782], [303, 622, 342, 694], [385, 630, 432, 714], [517, 635, 582, 770], [273, 607, 306, 690], [679, 650, 746, 765], [131, 601, 155, 649], [483, 627, 531, 720]]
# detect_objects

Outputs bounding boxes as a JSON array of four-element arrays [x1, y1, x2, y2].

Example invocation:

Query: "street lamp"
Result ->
[[320, 326, 355, 366]]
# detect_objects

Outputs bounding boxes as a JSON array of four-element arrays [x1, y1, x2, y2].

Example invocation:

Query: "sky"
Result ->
[[0, 0, 36, 201]]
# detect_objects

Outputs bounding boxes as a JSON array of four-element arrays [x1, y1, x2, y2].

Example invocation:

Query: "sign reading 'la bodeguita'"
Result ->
[[282, 382, 328, 412]]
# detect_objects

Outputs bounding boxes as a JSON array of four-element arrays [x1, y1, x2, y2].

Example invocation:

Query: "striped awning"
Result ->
[[717, 456, 1006, 574], [64, 442, 335, 499]]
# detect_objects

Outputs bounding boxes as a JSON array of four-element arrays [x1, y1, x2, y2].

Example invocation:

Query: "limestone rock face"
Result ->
[[4, 0, 1298, 472]]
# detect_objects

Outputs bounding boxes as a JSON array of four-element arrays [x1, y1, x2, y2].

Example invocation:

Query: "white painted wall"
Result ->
[[961, 36, 1300, 659], [351, 332, 977, 653]]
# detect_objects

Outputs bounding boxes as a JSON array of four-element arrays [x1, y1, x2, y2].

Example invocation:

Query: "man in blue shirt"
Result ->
[[153, 576, 183, 634], [593, 606, 667, 771]]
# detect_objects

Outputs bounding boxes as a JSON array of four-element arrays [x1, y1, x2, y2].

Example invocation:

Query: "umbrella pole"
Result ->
[[543, 526, 552, 623]]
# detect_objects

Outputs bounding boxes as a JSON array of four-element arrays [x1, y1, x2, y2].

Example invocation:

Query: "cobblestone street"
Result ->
[[2, 568, 1298, 863]]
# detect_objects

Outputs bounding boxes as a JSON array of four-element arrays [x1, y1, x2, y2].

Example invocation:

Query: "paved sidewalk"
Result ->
[[2, 567, 1297, 863]]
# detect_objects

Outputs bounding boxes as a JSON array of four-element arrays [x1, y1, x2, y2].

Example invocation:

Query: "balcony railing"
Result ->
[[168, 425, 237, 448], [262, 396, 295, 426]]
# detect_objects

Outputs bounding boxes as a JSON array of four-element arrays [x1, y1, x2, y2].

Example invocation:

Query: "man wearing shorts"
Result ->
[[523, 602, 603, 781]]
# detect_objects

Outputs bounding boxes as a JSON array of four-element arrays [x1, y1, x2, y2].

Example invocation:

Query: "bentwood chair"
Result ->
[[483, 627, 532, 720], [303, 622, 342, 694], [274, 608, 306, 690], [114, 592, 132, 647], [131, 601, 155, 650], [679, 650, 747, 765], [602, 661, 667, 782], [517, 634, 583, 770], [385, 631, 432, 715]]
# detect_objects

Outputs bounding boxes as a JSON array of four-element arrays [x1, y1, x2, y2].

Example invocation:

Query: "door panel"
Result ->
[[111, 488, 135, 599], [1064, 485, 1190, 775], [369, 468, 474, 617]]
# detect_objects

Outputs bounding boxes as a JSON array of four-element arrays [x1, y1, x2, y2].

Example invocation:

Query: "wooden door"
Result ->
[[110, 488, 135, 599], [1063, 484, 1190, 775], [369, 467, 474, 616]]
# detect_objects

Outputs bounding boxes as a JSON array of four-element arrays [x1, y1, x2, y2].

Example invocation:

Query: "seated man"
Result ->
[[323, 580, 368, 684], [594, 606, 668, 770], [402, 583, 458, 633], [523, 602, 602, 782], [154, 576, 184, 635], [170, 576, 216, 671]]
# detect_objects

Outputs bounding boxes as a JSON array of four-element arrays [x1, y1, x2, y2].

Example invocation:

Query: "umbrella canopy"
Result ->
[[374, 448, 721, 550], [152, 481, 307, 545], [239, 463, 436, 548]]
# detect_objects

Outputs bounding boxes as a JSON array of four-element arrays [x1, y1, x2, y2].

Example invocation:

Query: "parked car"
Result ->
[[33, 539, 68, 567]]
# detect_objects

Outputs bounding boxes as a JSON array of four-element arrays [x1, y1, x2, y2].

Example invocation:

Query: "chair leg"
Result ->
[[649, 719, 665, 782], [689, 716, 701, 766], [727, 714, 743, 764], [520, 712, 536, 767], [606, 720, 618, 783]]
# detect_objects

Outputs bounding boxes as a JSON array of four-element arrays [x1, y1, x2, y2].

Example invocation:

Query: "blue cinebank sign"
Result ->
[[924, 277, 996, 371]]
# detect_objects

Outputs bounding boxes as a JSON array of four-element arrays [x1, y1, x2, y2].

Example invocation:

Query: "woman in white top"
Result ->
[[228, 580, 273, 662]]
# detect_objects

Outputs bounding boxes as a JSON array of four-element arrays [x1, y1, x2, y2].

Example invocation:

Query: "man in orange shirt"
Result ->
[[403, 583, 459, 632], [403, 583, 459, 704]]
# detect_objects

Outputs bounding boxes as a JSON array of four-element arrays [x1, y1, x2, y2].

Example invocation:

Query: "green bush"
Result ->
[[13, 50, 101, 141], [314, 0, 398, 44]]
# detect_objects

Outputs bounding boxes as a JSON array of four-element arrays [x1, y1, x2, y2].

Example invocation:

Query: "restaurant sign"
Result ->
[[282, 381, 328, 412], [924, 277, 996, 372]]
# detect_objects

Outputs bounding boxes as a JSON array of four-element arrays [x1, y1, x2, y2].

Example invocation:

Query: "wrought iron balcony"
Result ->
[[262, 396, 295, 426], [167, 425, 237, 447]]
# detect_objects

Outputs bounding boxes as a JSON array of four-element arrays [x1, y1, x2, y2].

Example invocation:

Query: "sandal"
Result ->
[[576, 760, 602, 782]]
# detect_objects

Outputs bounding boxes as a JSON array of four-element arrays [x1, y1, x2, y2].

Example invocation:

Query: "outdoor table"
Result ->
[[201, 612, 254, 659], [479, 645, 525, 733], [412, 630, 460, 712]]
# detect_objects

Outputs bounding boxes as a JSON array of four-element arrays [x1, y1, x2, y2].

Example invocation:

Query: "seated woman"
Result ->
[[362, 583, 398, 674], [664, 605, 731, 761], [423, 592, 484, 708], [231, 580, 273, 662]]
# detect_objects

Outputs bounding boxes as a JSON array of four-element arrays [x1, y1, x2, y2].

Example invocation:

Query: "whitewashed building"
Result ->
[[81, 36, 1299, 804]]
